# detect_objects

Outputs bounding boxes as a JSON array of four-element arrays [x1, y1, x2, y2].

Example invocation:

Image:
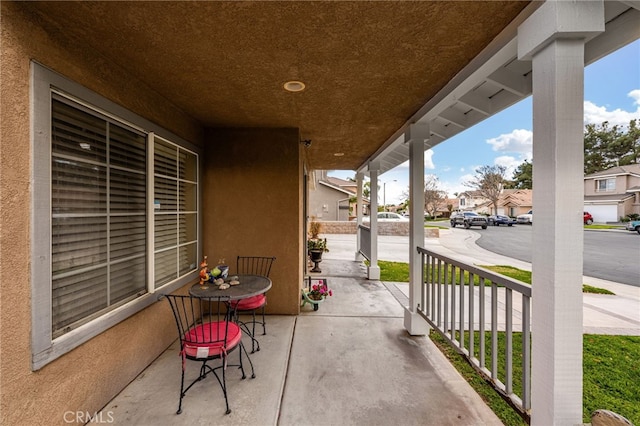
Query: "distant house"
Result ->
[[584, 164, 640, 222], [498, 189, 533, 217], [456, 189, 532, 216], [456, 191, 489, 212], [309, 171, 369, 221]]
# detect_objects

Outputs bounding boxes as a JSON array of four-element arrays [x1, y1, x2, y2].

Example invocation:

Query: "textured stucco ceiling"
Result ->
[[22, 1, 530, 171]]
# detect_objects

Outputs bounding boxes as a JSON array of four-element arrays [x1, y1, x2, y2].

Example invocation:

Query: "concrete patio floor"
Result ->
[[100, 258, 502, 425]]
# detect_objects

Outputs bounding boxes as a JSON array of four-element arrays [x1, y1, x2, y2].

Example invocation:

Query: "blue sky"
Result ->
[[329, 39, 640, 205]]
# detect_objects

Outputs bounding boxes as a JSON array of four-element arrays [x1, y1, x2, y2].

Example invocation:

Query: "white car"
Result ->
[[516, 210, 533, 224], [363, 212, 410, 222]]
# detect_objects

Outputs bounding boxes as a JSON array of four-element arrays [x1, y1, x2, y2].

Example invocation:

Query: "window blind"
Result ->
[[51, 97, 147, 337]]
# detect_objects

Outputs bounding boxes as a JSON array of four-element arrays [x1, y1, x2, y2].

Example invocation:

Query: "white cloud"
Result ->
[[424, 149, 435, 169], [494, 155, 525, 179], [584, 98, 640, 127], [486, 129, 532, 153], [439, 173, 475, 198]]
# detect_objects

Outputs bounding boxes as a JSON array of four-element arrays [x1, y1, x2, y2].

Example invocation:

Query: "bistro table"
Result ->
[[190, 274, 272, 352], [189, 274, 272, 300]]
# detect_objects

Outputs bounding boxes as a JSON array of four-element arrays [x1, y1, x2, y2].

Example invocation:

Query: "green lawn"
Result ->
[[378, 260, 614, 294], [376, 261, 635, 423], [430, 332, 640, 425]]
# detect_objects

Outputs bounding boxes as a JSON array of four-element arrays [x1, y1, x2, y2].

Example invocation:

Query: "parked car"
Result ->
[[583, 211, 594, 225], [363, 212, 410, 222], [487, 215, 516, 226], [450, 212, 488, 229], [626, 220, 640, 234], [516, 210, 533, 224]]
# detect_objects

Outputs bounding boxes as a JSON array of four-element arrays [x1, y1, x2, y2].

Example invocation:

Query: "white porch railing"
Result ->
[[358, 225, 371, 260], [417, 246, 532, 418]]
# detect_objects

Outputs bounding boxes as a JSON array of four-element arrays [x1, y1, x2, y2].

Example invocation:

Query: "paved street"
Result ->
[[472, 225, 640, 287]]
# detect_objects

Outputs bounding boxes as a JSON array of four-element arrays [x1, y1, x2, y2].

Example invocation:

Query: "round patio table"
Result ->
[[189, 274, 272, 300]]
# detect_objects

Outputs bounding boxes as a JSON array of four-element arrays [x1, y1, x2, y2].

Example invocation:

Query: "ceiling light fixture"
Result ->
[[284, 81, 306, 92], [334, 152, 344, 156]]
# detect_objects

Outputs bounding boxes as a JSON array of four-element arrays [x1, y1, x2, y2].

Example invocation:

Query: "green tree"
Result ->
[[506, 160, 532, 189], [584, 119, 640, 174]]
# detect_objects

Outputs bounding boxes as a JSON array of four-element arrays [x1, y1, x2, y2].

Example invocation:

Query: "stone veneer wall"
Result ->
[[316, 221, 439, 238]]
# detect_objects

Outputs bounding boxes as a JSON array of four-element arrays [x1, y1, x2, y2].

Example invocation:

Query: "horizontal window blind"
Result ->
[[51, 96, 147, 337]]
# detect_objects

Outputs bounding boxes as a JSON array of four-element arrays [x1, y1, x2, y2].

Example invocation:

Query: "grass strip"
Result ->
[[378, 260, 614, 294], [430, 332, 640, 424]]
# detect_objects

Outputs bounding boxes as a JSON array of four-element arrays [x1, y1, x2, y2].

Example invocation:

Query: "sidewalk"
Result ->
[[323, 229, 640, 336]]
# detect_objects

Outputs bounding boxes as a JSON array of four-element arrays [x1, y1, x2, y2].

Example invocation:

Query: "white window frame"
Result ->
[[31, 62, 201, 370], [596, 178, 616, 192]]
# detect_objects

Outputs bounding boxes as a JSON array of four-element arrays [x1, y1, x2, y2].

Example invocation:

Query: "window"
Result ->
[[32, 63, 200, 369], [596, 178, 615, 192]]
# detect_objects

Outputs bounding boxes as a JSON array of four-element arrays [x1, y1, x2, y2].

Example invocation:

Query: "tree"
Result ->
[[465, 165, 507, 215], [506, 160, 532, 189], [424, 175, 447, 219], [584, 119, 640, 174]]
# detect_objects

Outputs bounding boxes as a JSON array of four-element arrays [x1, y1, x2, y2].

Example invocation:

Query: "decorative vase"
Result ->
[[308, 249, 323, 273]]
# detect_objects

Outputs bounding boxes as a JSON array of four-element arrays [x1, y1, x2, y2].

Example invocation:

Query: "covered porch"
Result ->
[[99, 258, 502, 425]]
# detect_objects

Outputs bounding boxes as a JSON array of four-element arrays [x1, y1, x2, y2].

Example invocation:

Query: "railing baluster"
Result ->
[[436, 259, 442, 327], [491, 283, 498, 381], [459, 267, 465, 351], [479, 277, 486, 369], [443, 262, 449, 333], [505, 288, 513, 395], [469, 272, 475, 359], [522, 294, 531, 411], [451, 265, 457, 340], [430, 256, 436, 317]]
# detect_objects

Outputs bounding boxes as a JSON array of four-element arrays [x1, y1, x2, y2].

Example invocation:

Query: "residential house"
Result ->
[[309, 171, 369, 221], [455, 191, 490, 213], [584, 164, 640, 222], [1, 1, 636, 425], [498, 189, 533, 217]]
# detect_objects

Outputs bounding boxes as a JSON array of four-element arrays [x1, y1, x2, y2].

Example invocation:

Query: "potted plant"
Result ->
[[301, 278, 333, 311], [307, 221, 328, 272]]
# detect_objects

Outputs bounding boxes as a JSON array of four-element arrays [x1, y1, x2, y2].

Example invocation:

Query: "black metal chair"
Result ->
[[229, 256, 275, 352], [162, 294, 255, 415]]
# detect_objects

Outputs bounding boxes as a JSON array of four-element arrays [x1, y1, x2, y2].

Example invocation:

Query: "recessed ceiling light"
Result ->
[[284, 81, 306, 92], [334, 152, 344, 156]]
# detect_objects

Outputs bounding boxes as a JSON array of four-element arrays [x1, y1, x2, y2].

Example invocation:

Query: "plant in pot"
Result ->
[[307, 221, 328, 272]]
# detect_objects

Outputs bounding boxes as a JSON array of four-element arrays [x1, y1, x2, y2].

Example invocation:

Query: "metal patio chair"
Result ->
[[229, 256, 275, 352], [162, 294, 255, 415]]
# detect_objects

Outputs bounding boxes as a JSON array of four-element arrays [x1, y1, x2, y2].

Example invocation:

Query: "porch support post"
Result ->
[[368, 162, 380, 280], [404, 123, 431, 335], [355, 172, 365, 261], [518, 2, 604, 425]]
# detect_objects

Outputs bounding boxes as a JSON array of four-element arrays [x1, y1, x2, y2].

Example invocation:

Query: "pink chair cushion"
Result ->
[[182, 321, 242, 358], [230, 294, 266, 311]]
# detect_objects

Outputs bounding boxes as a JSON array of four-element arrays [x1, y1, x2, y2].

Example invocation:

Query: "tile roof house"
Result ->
[[584, 164, 640, 222]]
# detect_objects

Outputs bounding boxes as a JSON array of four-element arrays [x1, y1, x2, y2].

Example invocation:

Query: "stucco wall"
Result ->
[[0, 3, 204, 424], [203, 128, 303, 315]]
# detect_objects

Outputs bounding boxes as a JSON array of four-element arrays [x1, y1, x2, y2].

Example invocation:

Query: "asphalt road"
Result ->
[[471, 224, 640, 287]]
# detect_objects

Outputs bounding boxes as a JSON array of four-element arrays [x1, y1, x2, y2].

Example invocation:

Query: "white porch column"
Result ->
[[355, 172, 365, 261], [368, 163, 380, 280], [404, 123, 431, 335], [518, 2, 604, 425]]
